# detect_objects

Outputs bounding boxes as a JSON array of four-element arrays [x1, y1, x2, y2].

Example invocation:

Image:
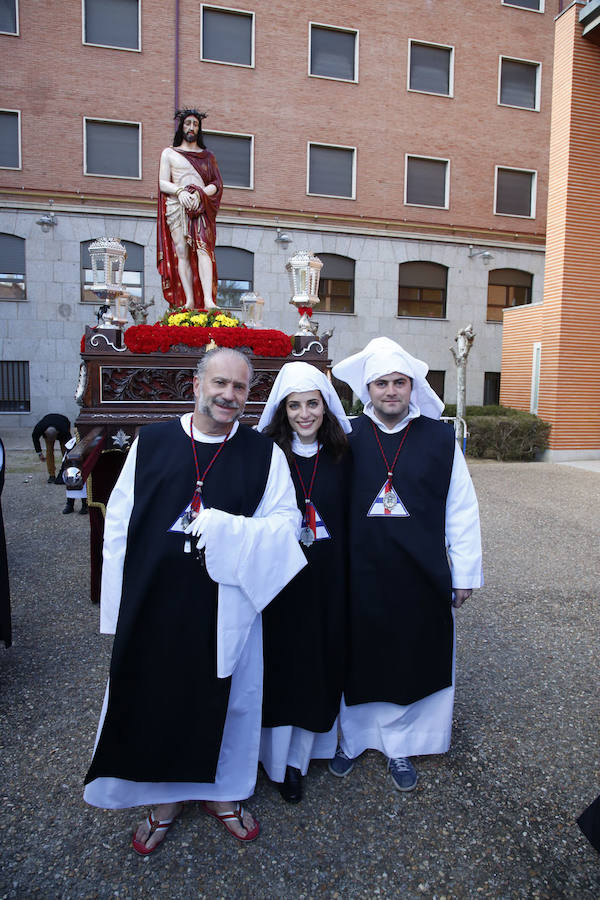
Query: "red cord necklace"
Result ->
[[370, 419, 412, 510], [188, 419, 233, 516], [293, 446, 320, 547]]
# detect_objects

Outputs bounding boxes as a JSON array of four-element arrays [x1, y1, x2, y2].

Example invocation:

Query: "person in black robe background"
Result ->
[[257, 363, 352, 803]]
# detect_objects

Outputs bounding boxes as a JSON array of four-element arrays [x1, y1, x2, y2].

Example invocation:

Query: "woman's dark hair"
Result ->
[[264, 393, 348, 465]]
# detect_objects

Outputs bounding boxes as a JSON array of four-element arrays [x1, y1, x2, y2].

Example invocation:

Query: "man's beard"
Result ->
[[185, 130, 197, 143], [197, 390, 242, 422]]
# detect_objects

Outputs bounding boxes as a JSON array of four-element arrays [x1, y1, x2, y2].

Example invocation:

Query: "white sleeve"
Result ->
[[99, 438, 138, 634], [203, 442, 306, 613], [445, 443, 483, 589]]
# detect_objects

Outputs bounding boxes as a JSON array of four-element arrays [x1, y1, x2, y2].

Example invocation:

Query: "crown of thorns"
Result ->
[[175, 108, 208, 122]]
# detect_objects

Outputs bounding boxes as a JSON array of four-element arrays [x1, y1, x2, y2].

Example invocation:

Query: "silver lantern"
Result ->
[[286, 250, 323, 335]]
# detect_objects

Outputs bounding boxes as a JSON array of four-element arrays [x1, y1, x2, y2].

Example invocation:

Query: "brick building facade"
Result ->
[[1, 0, 556, 431]]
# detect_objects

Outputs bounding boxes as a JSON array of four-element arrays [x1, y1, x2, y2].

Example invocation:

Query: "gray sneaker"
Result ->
[[328, 745, 355, 777], [388, 756, 418, 791]]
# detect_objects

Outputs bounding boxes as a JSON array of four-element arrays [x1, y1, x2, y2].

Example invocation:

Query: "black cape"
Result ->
[[262, 448, 348, 732], [85, 419, 272, 786], [0, 438, 11, 649], [578, 793, 600, 853], [345, 414, 455, 707]]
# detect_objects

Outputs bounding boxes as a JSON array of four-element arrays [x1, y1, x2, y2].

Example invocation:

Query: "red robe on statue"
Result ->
[[157, 149, 223, 309]]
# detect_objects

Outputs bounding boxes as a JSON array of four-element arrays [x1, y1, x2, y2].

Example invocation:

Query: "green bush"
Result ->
[[443, 404, 515, 418], [464, 413, 550, 461]]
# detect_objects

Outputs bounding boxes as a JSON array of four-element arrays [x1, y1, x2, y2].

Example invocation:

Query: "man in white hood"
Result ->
[[330, 337, 482, 791]]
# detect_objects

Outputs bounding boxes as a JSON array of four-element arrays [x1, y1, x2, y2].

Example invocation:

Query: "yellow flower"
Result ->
[[190, 314, 208, 326], [168, 312, 190, 326]]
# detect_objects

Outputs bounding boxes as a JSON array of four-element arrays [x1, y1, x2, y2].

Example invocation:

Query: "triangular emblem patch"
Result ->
[[306, 502, 331, 541], [367, 481, 410, 518], [169, 499, 202, 533]]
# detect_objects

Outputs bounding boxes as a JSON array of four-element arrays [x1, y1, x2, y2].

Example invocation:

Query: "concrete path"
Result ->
[[0, 454, 599, 898]]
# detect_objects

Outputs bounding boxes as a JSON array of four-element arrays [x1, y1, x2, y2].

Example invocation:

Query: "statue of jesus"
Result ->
[[157, 109, 223, 310]]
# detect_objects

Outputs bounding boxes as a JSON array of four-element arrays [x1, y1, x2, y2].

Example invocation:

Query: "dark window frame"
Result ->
[[0, 232, 26, 300], [495, 166, 536, 218], [203, 131, 254, 189], [80, 238, 144, 303], [82, 0, 141, 51], [486, 268, 533, 322], [408, 40, 454, 97], [214, 246, 254, 309], [0, 360, 30, 412], [84, 117, 142, 179], [484, 371, 501, 406], [499, 56, 540, 111], [0, 0, 19, 35], [426, 370, 446, 401], [0, 109, 21, 170], [309, 22, 358, 83], [200, 4, 255, 68], [501, 0, 543, 11], [316, 253, 355, 314], [405, 155, 449, 209], [398, 261, 448, 319], [307, 142, 356, 199]]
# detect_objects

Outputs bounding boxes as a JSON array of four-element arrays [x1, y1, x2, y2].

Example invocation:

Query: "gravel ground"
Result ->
[[0, 454, 599, 899]]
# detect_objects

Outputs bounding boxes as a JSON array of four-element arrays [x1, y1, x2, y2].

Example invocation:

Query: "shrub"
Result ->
[[465, 413, 550, 461]]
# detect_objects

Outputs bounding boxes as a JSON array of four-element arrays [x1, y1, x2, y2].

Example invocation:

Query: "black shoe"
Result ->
[[62, 501, 74, 515], [47, 476, 55, 484], [277, 766, 303, 804], [79, 500, 88, 515]]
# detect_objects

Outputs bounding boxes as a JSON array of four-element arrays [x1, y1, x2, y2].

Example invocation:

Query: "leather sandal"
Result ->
[[202, 800, 260, 842]]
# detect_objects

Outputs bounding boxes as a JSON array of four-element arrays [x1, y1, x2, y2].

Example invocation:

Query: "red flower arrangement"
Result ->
[[123, 324, 293, 358]]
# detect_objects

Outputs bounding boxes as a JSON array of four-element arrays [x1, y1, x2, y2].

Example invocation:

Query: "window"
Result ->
[[0, 110, 21, 169], [499, 57, 540, 110], [427, 370, 445, 401], [308, 143, 355, 199], [201, 5, 254, 67], [484, 372, 501, 406], [80, 239, 144, 302], [83, 0, 140, 50], [502, 0, 543, 11], [405, 156, 449, 208], [487, 268, 532, 322], [530, 342, 541, 414], [398, 262, 447, 318], [408, 41, 453, 96], [84, 118, 141, 178], [0, 0, 18, 34], [0, 361, 30, 412], [214, 247, 253, 308], [317, 254, 354, 313], [203, 132, 253, 188], [309, 23, 358, 82], [0, 233, 25, 299], [495, 167, 536, 217]]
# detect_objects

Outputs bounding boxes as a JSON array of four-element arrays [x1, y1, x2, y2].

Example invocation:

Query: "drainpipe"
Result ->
[[174, 0, 180, 112]]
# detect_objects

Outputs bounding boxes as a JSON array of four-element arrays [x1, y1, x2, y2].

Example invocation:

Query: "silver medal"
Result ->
[[300, 526, 315, 547], [383, 491, 397, 510]]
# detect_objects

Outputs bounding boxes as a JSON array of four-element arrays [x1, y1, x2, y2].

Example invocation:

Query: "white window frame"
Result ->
[[83, 117, 142, 180], [530, 342, 541, 414], [407, 39, 454, 98], [494, 165, 537, 218], [204, 130, 254, 190], [306, 141, 357, 200], [0, 0, 19, 35], [0, 108, 21, 170], [502, 0, 544, 12], [404, 154, 450, 210], [308, 21, 359, 84], [81, 0, 141, 52], [200, 3, 255, 69], [498, 55, 541, 111]]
